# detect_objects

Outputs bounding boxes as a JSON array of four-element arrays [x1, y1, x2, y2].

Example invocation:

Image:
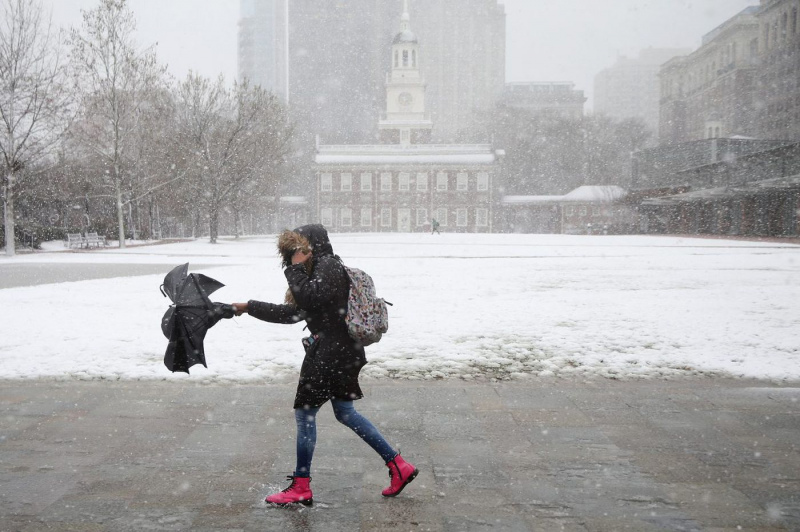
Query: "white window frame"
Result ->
[[477, 172, 489, 191], [580, 206, 588, 216], [416, 172, 428, 192], [457, 172, 468, 191], [416, 208, 428, 226], [320, 208, 333, 227], [398, 172, 410, 191], [360, 172, 372, 191], [340, 173, 352, 192], [321, 173, 332, 192], [380, 172, 392, 191], [456, 208, 468, 227], [476, 208, 488, 227], [436, 172, 448, 191], [381, 207, 392, 227], [340, 207, 352, 227], [436, 207, 448, 227], [566, 205, 575, 216], [360, 207, 372, 227]]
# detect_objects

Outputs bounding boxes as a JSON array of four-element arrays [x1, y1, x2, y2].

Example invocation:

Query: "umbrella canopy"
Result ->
[[160, 263, 234, 373]]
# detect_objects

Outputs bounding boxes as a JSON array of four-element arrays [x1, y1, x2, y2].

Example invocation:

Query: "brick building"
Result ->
[[312, 3, 503, 233]]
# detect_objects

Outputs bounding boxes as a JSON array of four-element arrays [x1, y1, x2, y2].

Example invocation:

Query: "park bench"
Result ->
[[66, 233, 85, 249], [84, 232, 107, 248]]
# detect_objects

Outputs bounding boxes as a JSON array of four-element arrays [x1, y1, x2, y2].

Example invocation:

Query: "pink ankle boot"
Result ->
[[382, 454, 418, 497], [266, 476, 313, 506]]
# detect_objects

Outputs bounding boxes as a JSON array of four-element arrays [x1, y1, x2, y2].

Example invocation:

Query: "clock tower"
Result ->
[[379, 0, 432, 146]]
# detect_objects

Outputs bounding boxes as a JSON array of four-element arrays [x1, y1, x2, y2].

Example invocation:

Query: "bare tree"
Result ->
[[173, 74, 292, 243], [67, 0, 166, 248], [0, 0, 69, 257]]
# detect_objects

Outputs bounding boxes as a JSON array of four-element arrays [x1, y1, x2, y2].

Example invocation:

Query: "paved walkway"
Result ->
[[1, 379, 799, 531], [0, 263, 219, 290]]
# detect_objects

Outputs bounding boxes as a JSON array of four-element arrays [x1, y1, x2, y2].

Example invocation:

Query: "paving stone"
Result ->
[[1, 379, 799, 531]]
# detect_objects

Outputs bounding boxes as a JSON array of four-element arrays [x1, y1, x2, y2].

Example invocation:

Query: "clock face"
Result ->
[[398, 92, 413, 106]]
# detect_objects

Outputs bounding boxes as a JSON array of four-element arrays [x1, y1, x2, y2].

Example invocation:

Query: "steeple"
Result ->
[[400, 0, 410, 32], [393, 0, 418, 45], [379, 0, 432, 145]]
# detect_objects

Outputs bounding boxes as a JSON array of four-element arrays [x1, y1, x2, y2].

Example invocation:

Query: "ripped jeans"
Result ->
[[293, 399, 397, 477]]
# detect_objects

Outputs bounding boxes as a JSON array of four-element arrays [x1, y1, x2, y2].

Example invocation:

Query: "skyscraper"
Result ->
[[238, 0, 287, 99], [594, 48, 691, 134], [238, 0, 506, 144]]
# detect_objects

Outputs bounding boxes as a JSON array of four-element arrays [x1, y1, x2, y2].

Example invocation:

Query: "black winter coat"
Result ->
[[247, 225, 366, 409]]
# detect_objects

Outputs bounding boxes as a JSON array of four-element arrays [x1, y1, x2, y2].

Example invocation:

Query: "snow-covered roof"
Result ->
[[280, 196, 308, 205], [317, 154, 496, 165], [502, 195, 564, 205], [733, 173, 800, 192], [643, 174, 800, 205], [561, 186, 627, 202], [393, 29, 418, 44], [315, 144, 499, 166]]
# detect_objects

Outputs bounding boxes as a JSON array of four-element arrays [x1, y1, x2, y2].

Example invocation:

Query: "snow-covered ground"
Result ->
[[1, 233, 799, 383]]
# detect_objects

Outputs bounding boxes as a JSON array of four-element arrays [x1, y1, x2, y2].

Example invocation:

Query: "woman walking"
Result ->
[[232, 224, 417, 506]]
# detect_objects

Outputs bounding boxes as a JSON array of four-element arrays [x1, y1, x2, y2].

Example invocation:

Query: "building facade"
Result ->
[[313, 4, 503, 233], [757, 0, 800, 140], [640, 142, 800, 236], [594, 48, 691, 134], [237, 0, 287, 99], [631, 138, 791, 191], [238, 0, 505, 144], [501, 82, 586, 120], [500, 186, 634, 234], [659, 8, 761, 144]]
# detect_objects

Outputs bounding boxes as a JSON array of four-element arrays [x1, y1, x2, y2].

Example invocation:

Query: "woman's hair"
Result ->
[[277, 230, 312, 269]]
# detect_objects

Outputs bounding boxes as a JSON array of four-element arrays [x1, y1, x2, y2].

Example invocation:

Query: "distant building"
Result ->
[[659, 8, 761, 144], [501, 186, 634, 234], [237, 0, 506, 144], [594, 48, 691, 134], [640, 141, 800, 236], [631, 138, 791, 191], [756, 0, 800, 140], [313, 4, 503, 233], [501, 82, 586, 120], [237, 0, 287, 99]]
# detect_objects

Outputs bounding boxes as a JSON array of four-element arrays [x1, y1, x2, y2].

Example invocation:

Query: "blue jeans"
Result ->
[[294, 399, 397, 477]]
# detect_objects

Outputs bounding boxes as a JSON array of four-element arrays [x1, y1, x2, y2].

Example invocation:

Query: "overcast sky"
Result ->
[[43, 0, 757, 110]]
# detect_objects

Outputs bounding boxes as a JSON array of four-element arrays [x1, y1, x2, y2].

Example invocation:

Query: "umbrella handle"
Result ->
[[160, 284, 167, 298]]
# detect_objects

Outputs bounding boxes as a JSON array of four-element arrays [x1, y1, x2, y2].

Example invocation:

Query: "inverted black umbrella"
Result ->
[[160, 263, 234, 373]]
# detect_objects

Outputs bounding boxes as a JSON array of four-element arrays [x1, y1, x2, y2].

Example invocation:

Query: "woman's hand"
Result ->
[[231, 303, 249, 316], [291, 249, 312, 265]]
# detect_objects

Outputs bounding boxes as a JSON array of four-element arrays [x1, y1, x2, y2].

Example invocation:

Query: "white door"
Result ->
[[397, 209, 411, 232]]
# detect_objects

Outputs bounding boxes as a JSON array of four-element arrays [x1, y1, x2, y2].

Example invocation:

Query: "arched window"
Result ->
[[394, 50, 399, 68], [792, 8, 798, 35], [402, 50, 408, 67]]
